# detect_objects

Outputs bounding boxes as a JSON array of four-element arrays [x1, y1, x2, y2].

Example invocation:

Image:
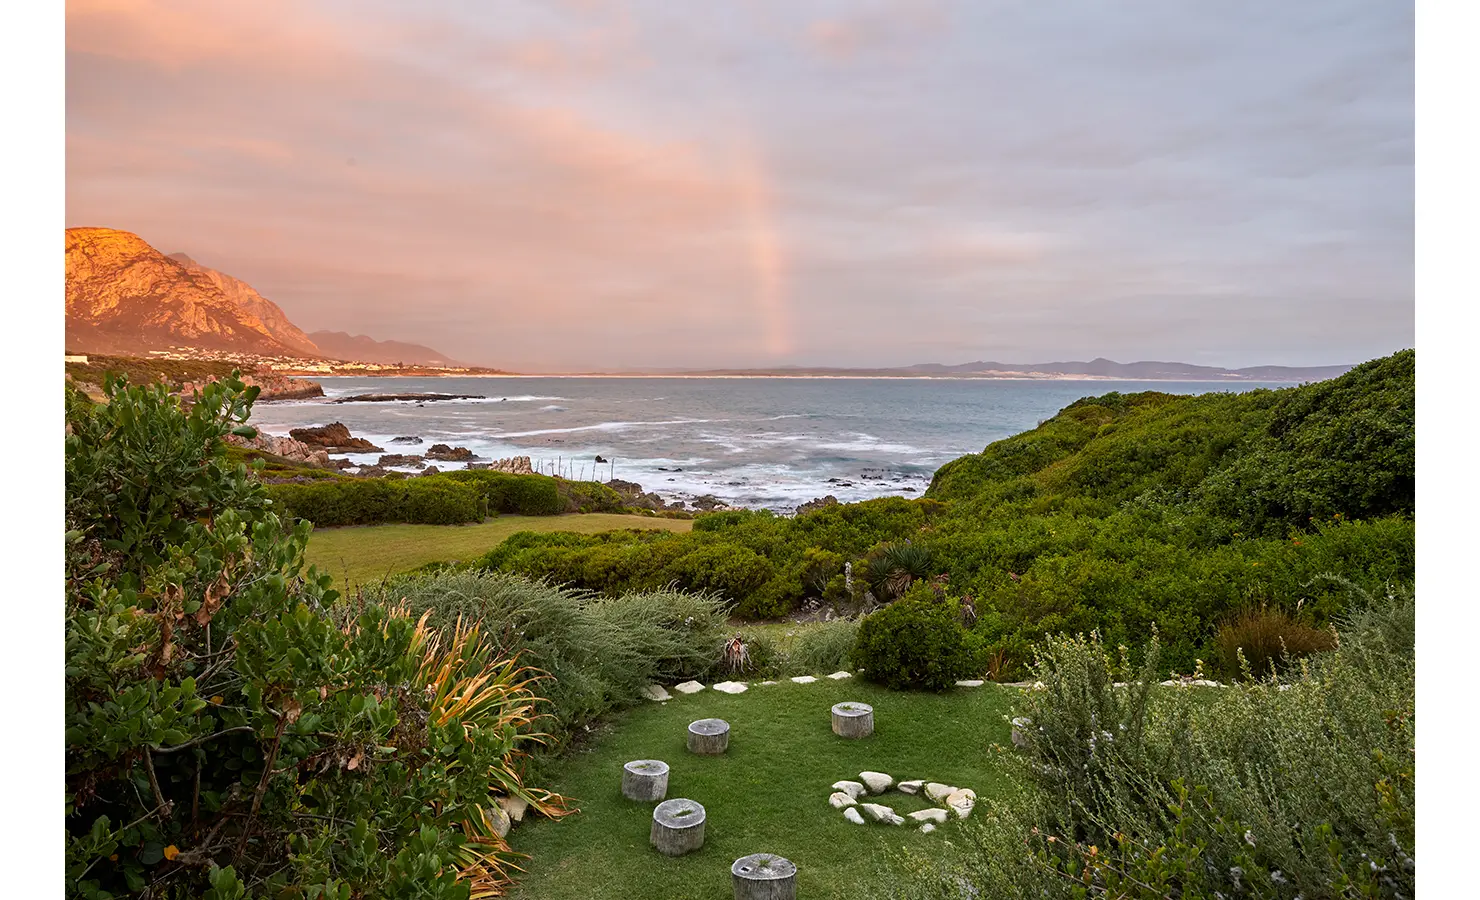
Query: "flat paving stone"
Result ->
[[790, 676, 817, 684], [712, 681, 748, 694], [673, 681, 706, 694]]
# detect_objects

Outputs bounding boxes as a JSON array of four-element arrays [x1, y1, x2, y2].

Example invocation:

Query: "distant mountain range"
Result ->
[[305, 331, 460, 367], [64, 227, 459, 365], [640, 358, 1353, 382]]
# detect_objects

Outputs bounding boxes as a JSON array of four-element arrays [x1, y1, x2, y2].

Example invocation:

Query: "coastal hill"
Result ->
[[307, 330, 461, 367], [65, 227, 459, 365], [637, 358, 1354, 382], [65, 227, 308, 356]]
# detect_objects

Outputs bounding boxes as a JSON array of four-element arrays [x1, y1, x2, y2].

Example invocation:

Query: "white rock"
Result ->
[[674, 680, 706, 694], [1189, 679, 1222, 687], [791, 675, 818, 684], [757, 680, 778, 686], [924, 783, 958, 803], [945, 788, 976, 807], [826, 671, 852, 680], [843, 807, 866, 825], [859, 803, 904, 825], [832, 780, 867, 800], [907, 808, 948, 824], [919, 823, 937, 834], [955, 679, 985, 687], [948, 796, 975, 819], [712, 681, 748, 694], [897, 780, 924, 795], [497, 795, 529, 824], [828, 791, 858, 809], [642, 684, 671, 702], [488, 804, 512, 838], [1159, 679, 1181, 687], [859, 771, 895, 794]]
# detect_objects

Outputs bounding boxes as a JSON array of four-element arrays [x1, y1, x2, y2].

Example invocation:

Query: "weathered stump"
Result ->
[[831, 702, 874, 738], [687, 718, 731, 755], [651, 798, 706, 856], [622, 759, 670, 802], [732, 853, 797, 900]]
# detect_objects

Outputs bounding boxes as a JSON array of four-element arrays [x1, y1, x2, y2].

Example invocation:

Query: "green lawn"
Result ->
[[509, 679, 1019, 900], [304, 514, 693, 589]]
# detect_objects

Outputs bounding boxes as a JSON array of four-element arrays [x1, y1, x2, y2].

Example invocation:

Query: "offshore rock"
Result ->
[[290, 422, 383, 453]]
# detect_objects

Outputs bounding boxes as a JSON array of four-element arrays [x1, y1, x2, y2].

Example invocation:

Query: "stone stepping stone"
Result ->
[[955, 679, 985, 687], [907, 808, 948, 824], [858, 771, 894, 794], [790, 675, 817, 684], [826, 671, 852, 680], [687, 718, 731, 755], [674, 680, 705, 694], [843, 807, 865, 825], [897, 780, 924, 795], [643, 684, 671, 702], [651, 798, 706, 856], [713, 681, 748, 694], [497, 795, 528, 824], [828, 791, 857, 809], [757, 680, 778, 686], [924, 782, 958, 803], [831, 702, 874, 738], [732, 853, 797, 900], [919, 823, 937, 834], [621, 759, 669, 802]]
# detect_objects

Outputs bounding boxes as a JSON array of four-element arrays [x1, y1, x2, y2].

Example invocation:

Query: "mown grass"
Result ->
[[508, 678, 1018, 900], [304, 515, 693, 589]]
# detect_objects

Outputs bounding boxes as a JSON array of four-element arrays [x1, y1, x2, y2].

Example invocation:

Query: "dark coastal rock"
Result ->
[[421, 465, 441, 475], [332, 393, 485, 404], [224, 431, 331, 468], [289, 422, 384, 453], [377, 454, 426, 468], [390, 436, 423, 445], [796, 495, 840, 516], [425, 443, 477, 461], [352, 465, 389, 478], [606, 479, 645, 500], [595, 455, 608, 464], [689, 495, 724, 512]]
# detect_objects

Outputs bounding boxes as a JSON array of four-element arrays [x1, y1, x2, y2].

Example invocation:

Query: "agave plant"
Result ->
[[865, 541, 935, 601]]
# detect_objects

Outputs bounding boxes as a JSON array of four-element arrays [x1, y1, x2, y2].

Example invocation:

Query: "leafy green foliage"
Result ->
[[65, 375, 562, 900], [851, 593, 975, 691], [265, 470, 580, 526]]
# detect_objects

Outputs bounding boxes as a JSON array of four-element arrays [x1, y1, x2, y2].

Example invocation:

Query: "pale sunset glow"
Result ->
[[65, 0, 1413, 371]]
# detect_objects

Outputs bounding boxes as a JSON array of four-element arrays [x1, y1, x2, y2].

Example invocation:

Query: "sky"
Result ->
[[65, 0, 1414, 372]]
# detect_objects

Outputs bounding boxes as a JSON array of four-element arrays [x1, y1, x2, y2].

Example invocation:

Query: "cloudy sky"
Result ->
[[65, 0, 1413, 371]]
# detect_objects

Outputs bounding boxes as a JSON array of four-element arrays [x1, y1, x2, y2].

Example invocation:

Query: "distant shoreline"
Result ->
[[295, 372, 1309, 384]]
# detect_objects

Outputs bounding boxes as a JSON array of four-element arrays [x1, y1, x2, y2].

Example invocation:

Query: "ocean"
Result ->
[[246, 376, 1288, 513]]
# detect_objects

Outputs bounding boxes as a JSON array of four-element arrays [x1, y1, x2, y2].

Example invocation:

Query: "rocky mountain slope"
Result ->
[[166, 253, 322, 356], [65, 227, 307, 356]]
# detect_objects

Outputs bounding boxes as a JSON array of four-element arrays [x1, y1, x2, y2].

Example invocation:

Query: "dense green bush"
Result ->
[[872, 588, 1416, 899], [364, 570, 726, 745], [851, 592, 976, 691], [65, 375, 561, 900], [266, 476, 483, 526]]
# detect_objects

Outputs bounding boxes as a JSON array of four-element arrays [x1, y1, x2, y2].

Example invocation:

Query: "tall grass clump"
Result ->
[[870, 587, 1415, 899], [782, 618, 860, 676], [365, 570, 726, 743], [1213, 604, 1337, 680]]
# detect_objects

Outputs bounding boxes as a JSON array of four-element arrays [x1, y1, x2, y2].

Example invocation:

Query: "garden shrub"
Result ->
[[851, 594, 975, 691], [65, 375, 563, 900], [266, 477, 482, 526], [872, 588, 1416, 899]]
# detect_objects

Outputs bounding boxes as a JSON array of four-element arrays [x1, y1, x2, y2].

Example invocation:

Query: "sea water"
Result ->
[[246, 376, 1287, 513]]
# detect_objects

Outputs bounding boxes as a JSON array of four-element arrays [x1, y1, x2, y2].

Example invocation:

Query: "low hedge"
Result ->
[[265, 470, 591, 526]]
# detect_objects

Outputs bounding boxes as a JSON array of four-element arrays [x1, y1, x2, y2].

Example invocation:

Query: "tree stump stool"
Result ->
[[651, 798, 706, 856], [732, 853, 798, 900], [831, 702, 874, 738], [687, 718, 731, 755], [622, 759, 670, 802]]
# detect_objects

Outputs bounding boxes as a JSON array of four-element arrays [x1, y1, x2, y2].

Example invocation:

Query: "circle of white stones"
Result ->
[[828, 775, 977, 831]]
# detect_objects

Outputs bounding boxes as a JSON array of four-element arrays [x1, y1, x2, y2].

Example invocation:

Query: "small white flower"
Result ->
[[1244, 829, 1256, 846]]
